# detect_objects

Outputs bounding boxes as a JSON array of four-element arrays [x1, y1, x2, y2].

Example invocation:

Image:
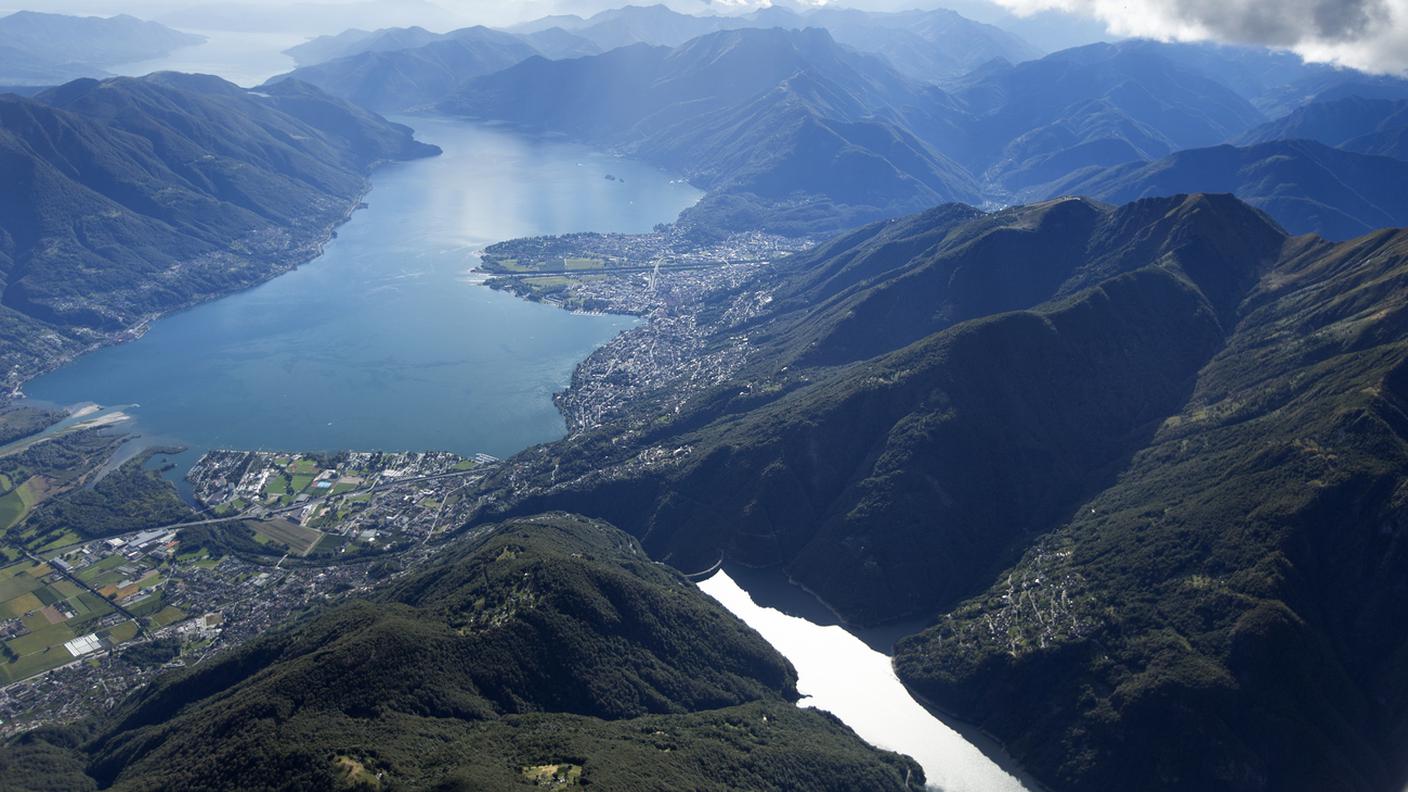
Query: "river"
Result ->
[[699, 567, 1042, 792]]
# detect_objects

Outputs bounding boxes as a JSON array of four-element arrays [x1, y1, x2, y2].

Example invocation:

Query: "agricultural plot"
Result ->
[[250, 520, 323, 556], [0, 477, 42, 534], [0, 559, 135, 683]]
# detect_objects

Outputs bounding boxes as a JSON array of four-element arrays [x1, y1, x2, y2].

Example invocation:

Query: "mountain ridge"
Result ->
[[0, 73, 437, 388]]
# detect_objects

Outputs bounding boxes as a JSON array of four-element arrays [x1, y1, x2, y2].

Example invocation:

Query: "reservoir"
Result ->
[[24, 116, 701, 469], [699, 567, 1039, 792]]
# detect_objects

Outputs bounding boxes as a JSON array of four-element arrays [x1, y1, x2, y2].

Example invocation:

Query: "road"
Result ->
[[35, 465, 495, 558]]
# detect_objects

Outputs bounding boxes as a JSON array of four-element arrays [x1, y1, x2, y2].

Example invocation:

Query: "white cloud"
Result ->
[[991, 0, 1408, 73]]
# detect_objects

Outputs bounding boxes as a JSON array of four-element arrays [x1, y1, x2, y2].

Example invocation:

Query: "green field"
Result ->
[[75, 554, 128, 585], [3, 591, 43, 618], [101, 620, 139, 643], [291, 459, 320, 475], [564, 257, 604, 271], [0, 562, 45, 601], [7, 621, 75, 656], [0, 568, 128, 683], [483, 257, 528, 272], [263, 475, 292, 499], [215, 497, 250, 516], [35, 529, 81, 553], [0, 477, 41, 533], [289, 474, 315, 493], [149, 605, 186, 628]]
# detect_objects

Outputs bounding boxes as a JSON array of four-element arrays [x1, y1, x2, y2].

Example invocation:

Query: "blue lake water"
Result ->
[[25, 116, 701, 469]]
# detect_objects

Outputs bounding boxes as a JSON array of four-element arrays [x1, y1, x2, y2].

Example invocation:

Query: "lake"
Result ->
[[699, 567, 1042, 792], [111, 30, 303, 88], [24, 116, 701, 475]]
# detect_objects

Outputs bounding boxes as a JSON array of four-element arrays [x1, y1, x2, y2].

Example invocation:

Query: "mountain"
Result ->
[[464, 195, 1287, 619], [1264, 71, 1408, 118], [507, 14, 587, 35], [766, 6, 1043, 83], [0, 73, 437, 388], [1047, 139, 1408, 240], [0, 12, 204, 85], [284, 23, 600, 68], [441, 29, 1292, 229], [441, 27, 979, 234], [948, 41, 1267, 194], [894, 221, 1408, 792], [267, 27, 539, 113], [1242, 96, 1408, 161], [283, 25, 442, 66], [0, 515, 923, 790], [456, 192, 1408, 791], [564, 3, 726, 50], [518, 26, 604, 59], [505, 5, 1040, 84]]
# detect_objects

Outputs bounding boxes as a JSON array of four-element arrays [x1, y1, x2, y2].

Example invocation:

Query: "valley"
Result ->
[[4, 4, 1408, 791]]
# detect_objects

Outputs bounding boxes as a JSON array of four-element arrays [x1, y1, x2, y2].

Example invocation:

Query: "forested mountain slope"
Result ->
[[0, 515, 922, 791], [897, 223, 1408, 792], [458, 193, 1408, 791], [0, 73, 437, 387]]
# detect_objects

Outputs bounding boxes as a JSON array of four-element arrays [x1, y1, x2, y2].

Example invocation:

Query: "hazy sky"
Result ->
[[991, 0, 1408, 72], [4, 0, 1405, 72]]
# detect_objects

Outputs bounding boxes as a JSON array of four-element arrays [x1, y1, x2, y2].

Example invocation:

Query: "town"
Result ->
[[481, 228, 812, 432], [480, 226, 811, 279], [0, 447, 499, 734], [188, 448, 499, 548]]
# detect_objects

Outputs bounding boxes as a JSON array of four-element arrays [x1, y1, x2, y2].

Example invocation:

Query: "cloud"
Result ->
[[991, 0, 1408, 73]]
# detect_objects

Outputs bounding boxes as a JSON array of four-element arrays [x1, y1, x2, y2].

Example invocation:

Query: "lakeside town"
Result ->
[[482, 227, 811, 432]]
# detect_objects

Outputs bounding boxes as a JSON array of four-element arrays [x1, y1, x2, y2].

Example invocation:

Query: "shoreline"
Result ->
[[8, 176, 377, 402]]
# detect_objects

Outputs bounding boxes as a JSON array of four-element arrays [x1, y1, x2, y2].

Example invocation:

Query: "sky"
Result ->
[[989, 0, 1408, 72], [3, 0, 1405, 73]]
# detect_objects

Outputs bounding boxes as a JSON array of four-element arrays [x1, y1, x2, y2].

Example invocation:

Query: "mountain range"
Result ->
[[0, 11, 203, 86], [440, 27, 982, 234], [436, 29, 1298, 233], [505, 4, 1041, 83], [1241, 95, 1408, 160], [454, 191, 1408, 791], [270, 27, 542, 113], [1043, 139, 1408, 240], [0, 73, 437, 388], [280, 3, 1041, 103], [262, 7, 1408, 241]]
